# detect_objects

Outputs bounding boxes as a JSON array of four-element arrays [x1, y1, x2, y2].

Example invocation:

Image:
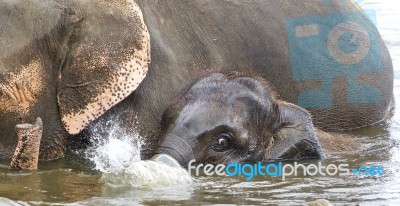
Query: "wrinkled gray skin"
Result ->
[[0, 0, 393, 169], [156, 72, 324, 166]]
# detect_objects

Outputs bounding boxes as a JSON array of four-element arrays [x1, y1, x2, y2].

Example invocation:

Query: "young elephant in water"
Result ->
[[156, 72, 324, 166]]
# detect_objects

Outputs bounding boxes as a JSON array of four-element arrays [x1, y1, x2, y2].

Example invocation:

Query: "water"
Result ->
[[1, 0, 400, 205], [85, 126, 192, 189]]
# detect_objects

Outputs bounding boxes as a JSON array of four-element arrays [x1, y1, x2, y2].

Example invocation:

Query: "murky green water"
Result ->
[[1, 0, 400, 205]]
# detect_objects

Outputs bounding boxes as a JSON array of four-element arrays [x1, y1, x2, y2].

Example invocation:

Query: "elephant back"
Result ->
[[135, 0, 393, 131]]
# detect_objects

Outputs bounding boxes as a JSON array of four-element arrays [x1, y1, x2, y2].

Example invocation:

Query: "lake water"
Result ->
[[1, 0, 400, 205]]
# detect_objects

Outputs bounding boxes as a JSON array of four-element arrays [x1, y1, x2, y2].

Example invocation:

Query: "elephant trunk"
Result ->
[[10, 118, 43, 170], [155, 132, 196, 168]]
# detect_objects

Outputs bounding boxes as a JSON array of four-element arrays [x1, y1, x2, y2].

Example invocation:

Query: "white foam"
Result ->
[[85, 123, 193, 189]]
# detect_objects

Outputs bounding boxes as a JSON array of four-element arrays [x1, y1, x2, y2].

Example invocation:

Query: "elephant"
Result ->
[[0, 0, 393, 169], [0, 0, 150, 161]]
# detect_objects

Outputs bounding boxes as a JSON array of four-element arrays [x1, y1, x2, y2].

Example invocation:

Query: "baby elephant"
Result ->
[[156, 72, 324, 167]]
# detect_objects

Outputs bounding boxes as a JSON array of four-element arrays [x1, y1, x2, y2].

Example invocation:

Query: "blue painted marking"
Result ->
[[287, 11, 381, 109], [339, 32, 360, 53], [364, 9, 377, 26], [321, 0, 363, 9]]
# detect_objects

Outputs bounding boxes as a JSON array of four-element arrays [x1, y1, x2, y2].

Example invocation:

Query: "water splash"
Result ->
[[85, 122, 193, 189]]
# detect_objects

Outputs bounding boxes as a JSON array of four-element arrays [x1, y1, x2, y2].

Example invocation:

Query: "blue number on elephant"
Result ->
[[286, 10, 381, 109]]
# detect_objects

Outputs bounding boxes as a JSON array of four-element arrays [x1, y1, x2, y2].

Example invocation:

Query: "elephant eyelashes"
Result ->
[[211, 133, 234, 152]]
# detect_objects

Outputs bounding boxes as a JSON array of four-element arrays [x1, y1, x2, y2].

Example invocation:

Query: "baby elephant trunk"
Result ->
[[155, 132, 197, 168], [151, 154, 182, 168], [10, 118, 43, 170]]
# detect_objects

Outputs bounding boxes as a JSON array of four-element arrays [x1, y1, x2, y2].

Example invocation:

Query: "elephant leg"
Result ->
[[10, 118, 42, 170]]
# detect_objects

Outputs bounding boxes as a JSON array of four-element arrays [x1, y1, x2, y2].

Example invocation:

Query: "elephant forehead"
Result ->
[[0, 58, 44, 113], [176, 100, 249, 131], [0, 1, 62, 62]]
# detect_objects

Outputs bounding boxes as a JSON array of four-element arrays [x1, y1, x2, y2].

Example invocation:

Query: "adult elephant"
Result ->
[[0, 0, 393, 168], [0, 0, 150, 161]]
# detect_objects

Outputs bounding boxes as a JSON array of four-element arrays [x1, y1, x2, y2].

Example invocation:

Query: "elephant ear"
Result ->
[[57, 0, 150, 135], [267, 102, 325, 160]]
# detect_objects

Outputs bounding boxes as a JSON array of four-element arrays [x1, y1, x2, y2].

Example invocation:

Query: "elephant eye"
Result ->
[[218, 137, 228, 147], [212, 133, 234, 152]]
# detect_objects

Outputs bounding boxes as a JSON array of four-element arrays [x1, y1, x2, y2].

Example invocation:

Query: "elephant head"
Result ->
[[0, 0, 150, 160], [155, 72, 324, 167]]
